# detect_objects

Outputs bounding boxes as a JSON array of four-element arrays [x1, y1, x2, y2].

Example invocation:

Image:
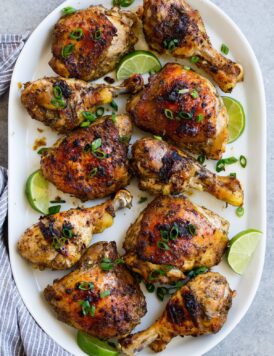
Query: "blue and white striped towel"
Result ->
[[0, 34, 71, 356]]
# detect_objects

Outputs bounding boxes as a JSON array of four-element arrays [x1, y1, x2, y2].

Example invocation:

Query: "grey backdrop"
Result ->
[[1, 0, 273, 355]]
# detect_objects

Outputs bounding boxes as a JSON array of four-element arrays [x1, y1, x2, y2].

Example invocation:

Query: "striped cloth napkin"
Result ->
[[0, 34, 71, 356]]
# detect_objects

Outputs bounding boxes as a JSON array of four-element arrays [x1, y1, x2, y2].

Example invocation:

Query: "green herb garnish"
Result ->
[[239, 155, 247, 168], [186, 224, 197, 236], [62, 6, 76, 16], [100, 290, 111, 298], [221, 43, 229, 55], [236, 207, 244, 217], [61, 43, 74, 58], [190, 56, 200, 64], [78, 282, 94, 291], [70, 28, 83, 40], [164, 108, 174, 120], [138, 197, 148, 204], [48, 205, 61, 215]]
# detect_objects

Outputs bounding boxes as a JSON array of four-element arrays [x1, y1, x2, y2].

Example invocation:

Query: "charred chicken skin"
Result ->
[[40, 115, 132, 201], [131, 137, 244, 206], [142, 0, 244, 92], [49, 6, 137, 81], [123, 195, 229, 284], [120, 272, 234, 354], [127, 63, 229, 159], [17, 190, 132, 270], [44, 241, 147, 338], [21, 75, 143, 133]]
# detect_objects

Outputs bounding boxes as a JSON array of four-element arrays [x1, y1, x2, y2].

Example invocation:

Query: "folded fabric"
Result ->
[[0, 34, 72, 356]]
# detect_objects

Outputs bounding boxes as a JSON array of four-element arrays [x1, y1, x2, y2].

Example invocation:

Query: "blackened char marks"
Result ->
[[159, 150, 185, 183], [167, 301, 185, 325], [183, 291, 199, 324]]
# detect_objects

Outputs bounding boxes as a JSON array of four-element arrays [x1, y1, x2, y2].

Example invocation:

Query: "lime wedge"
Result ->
[[116, 50, 162, 80], [25, 170, 49, 214], [77, 331, 119, 356], [222, 96, 245, 143], [227, 229, 262, 274]]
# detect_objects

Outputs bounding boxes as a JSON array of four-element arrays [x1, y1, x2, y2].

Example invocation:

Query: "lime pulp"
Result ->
[[25, 170, 49, 214], [222, 96, 245, 144], [77, 331, 119, 356]]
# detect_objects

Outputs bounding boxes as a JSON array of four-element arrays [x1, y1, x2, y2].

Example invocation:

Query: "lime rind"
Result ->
[[116, 50, 162, 80], [25, 170, 49, 214], [227, 229, 262, 274], [77, 331, 119, 356], [222, 96, 246, 144]]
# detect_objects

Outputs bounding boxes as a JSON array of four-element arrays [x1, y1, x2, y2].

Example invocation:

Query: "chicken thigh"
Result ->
[[44, 241, 147, 338], [131, 137, 244, 206], [40, 115, 132, 201], [127, 63, 229, 159], [21, 75, 143, 133], [123, 195, 229, 284], [49, 6, 137, 81], [142, 0, 244, 92], [120, 272, 234, 354], [18, 190, 132, 270]]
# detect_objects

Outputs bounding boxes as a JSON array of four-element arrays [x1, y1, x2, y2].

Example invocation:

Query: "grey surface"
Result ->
[[0, 0, 273, 355]]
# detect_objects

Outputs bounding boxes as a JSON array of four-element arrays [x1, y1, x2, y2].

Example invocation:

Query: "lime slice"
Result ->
[[227, 229, 262, 274], [77, 331, 119, 356], [116, 50, 162, 80], [222, 96, 245, 143], [25, 170, 49, 214]]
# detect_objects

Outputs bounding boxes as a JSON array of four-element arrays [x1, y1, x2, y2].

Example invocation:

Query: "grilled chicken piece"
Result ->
[[21, 75, 143, 133], [127, 63, 229, 159], [17, 190, 132, 270], [49, 5, 137, 81], [120, 272, 234, 354], [40, 115, 132, 201], [131, 137, 244, 206], [142, 0, 244, 92], [123, 195, 229, 284], [44, 241, 147, 338]]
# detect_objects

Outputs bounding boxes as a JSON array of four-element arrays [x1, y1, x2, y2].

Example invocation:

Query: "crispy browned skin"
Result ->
[[44, 241, 147, 339], [120, 272, 234, 354], [127, 63, 229, 159], [142, 0, 244, 92], [40, 115, 132, 201], [17, 190, 132, 270], [21, 76, 142, 133], [131, 137, 244, 206], [123, 195, 229, 284], [49, 6, 137, 81]]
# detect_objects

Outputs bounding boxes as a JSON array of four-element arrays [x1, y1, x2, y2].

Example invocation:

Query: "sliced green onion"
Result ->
[[100, 258, 113, 271], [221, 43, 229, 55], [48, 205, 61, 215], [138, 197, 148, 204], [50, 199, 66, 204], [149, 269, 165, 281], [62, 6, 76, 16], [96, 107, 105, 117], [170, 222, 179, 240], [78, 282, 94, 291], [82, 111, 97, 122], [157, 241, 169, 251], [184, 66, 191, 70], [89, 167, 98, 178], [61, 43, 74, 58], [164, 108, 174, 120], [51, 236, 66, 250], [196, 114, 204, 122], [190, 89, 199, 99], [119, 135, 130, 144], [178, 88, 189, 95], [70, 28, 83, 40], [160, 229, 169, 242], [51, 98, 66, 109], [190, 56, 200, 64], [153, 135, 162, 141], [53, 86, 62, 99], [113, 0, 135, 7], [165, 39, 179, 52], [197, 154, 206, 164], [179, 111, 193, 120], [91, 138, 102, 151], [62, 227, 73, 238], [239, 155, 247, 168], [216, 157, 237, 172], [187, 266, 208, 278], [115, 258, 124, 265], [110, 100, 118, 111], [224, 157, 238, 164], [80, 122, 90, 128], [236, 207, 244, 217], [230, 172, 237, 178], [37, 147, 48, 155], [186, 224, 196, 236], [94, 29, 102, 40], [145, 283, 155, 293], [111, 112, 117, 123], [100, 290, 111, 298], [156, 287, 169, 301], [92, 150, 107, 159]]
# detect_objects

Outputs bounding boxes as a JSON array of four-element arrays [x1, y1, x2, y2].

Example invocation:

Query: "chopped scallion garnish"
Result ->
[[70, 28, 83, 40], [48, 205, 61, 215], [190, 56, 200, 64], [78, 282, 94, 291], [239, 155, 247, 168], [62, 6, 76, 16], [164, 108, 174, 120], [186, 224, 197, 236], [197, 154, 206, 164], [95, 107, 105, 117], [100, 290, 111, 298], [196, 114, 204, 122], [236, 207, 244, 217], [61, 43, 74, 58], [221, 43, 229, 55]]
